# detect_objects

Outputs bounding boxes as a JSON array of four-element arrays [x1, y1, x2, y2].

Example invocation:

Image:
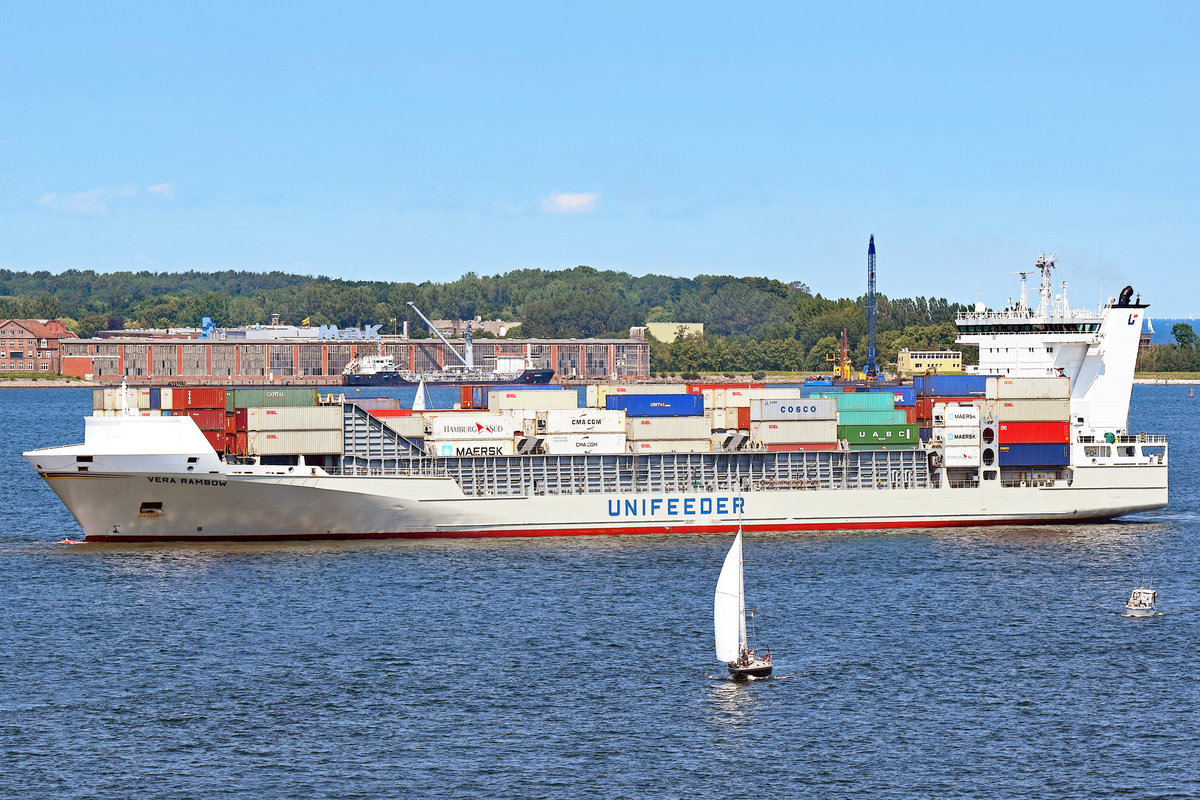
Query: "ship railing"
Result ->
[[329, 463, 450, 478], [1076, 433, 1168, 445]]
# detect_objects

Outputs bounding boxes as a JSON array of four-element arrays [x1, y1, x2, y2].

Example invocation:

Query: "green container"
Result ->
[[816, 392, 896, 411], [837, 423, 917, 444], [837, 410, 907, 425], [226, 387, 319, 412]]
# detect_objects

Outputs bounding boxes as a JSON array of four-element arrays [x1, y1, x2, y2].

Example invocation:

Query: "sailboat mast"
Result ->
[[738, 532, 747, 652]]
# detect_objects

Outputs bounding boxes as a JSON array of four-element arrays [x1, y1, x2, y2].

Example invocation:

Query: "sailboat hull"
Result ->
[[728, 660, 773, 679]]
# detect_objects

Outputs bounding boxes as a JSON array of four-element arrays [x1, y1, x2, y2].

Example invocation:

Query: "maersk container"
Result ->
[[943, 445, 982, 466], [750, 398, 836, 422], [248, 429, 344, 456], [179, 387, 226, 410], [997, 421, 1070, 444], [223, 388, 316, 412], [934, 402, 982, 427], [941, 427, 981, 445], [625, 416, 712, 440], [995, 398, 1070, 422], [606, 394, 704, 417], [837, 424, 917, 443], [247, 406, 343, 431], [627, 439, 712, 454], [913, 375, 987, 396], [986, 376, 1070, 400], [488, 388, 577, 410], [837, 410, 908, 425], [542, 432, 627, 455], [426, 439, 516, 458], [815, 392, 896, 411], [425, 414, 519, 439], [538, 409, 626, 434], [749, 419, 838, 445], [998, 443, 1070, 467]]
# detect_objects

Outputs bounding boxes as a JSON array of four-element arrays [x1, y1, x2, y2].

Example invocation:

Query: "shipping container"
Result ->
[[837, 424, 918, 444], [247, 406, 343, 431], [815, 392, 896, 411], [987, 376, 1070, 400], [380, 415, 425, 438], [746, 388, 805, 401], [606, 394, 704, 417], [367, 408, 414, 418], [941, 427, 981, 445], [998, 443, 1070, 467], [223, 387, 316, 412], [539, 409, 626, 434], [150, 387, 161, 409], [230, 432, 247, 456], [736, 407, 750, 429], [837, 410, 908, 425], [995, 398, 1070, 422], [904, 406, 917, 424], [709, 407, 728, 430], [541, 433, 627, 455], [722, 388, 753, 408], [488, 388, 578, 410], [625, 416, 712, 440], [750, 398, 837, 422], [997, 421, 1071, 444], [425, 414, 520, 439], [766, 442, 839, 452], [186, 409, 225, 430], [847, 442, 918, 451], [202, 430, 227, 453], [627, 439, 712, 454], [749, 419, 838, 444], [919, 427, 932, 442], [891, 387, 916, 407], [160, 387, 173, 410], [913, 375, 988, 396], [426, 439, 516, 458], [137, 388, 151, 409], [137, 410, 162, 417], [943, 446, 982, 466], [179, 387, 226, 410], [248, 429, 343, 456], [934, 402, 982, 427], [224, 413, 237, 435]]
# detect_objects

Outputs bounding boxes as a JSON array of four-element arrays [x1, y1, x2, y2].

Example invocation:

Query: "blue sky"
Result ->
[[2, 1, 1197, 314]]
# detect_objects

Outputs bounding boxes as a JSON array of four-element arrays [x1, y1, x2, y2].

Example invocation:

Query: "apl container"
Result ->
[[247, 406, 343, 431], [224, 388, 317, 412], [606, 394, 704, 417], [890, 387, 916, 407], [625, 416, 712, 440], [997, 421, 1070, 444], [749, 419, 838, 445], [538, 409, 626, 434], [998, 443, 1070, 466], [541, 433, 627, 455], [986, 376, 1070, 400], [837, 424, 917, 444], [750, 398, 836, 422], [994, 399, 1070, 422], [426, 439, 516, 458]]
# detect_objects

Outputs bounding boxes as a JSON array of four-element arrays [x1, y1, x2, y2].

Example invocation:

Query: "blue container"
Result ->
[[919, 427, 932, 442], [606, 394, 704, 417], [997, 443, 1070, 467], [889, 387, 915, 407], [161, 409, 172, 416], [149, 387, 161, 409], [804, 379, 834, 386], [914, 375, 988, 397]]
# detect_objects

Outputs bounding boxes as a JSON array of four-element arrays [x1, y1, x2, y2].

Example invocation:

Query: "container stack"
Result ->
[[538, 409, 626, 455], [224, 388, 321, 456], [747, 398, 838, 451], [243, 406, 343, 457], [912, 375, 988, 441], [175, 388, 228, 453], [933, 402, 983, 467], [608, 393, 709, 453], [423, 413, 520, 457], [987, 377, 1071, 467], [816, 391, 918, 450]]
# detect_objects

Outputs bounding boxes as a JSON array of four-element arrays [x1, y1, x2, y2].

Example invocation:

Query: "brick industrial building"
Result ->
[[0, 319, 78, 374]]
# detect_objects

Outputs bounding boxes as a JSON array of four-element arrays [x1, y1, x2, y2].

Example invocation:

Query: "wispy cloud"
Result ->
[[542, 191, 599, 215], [38, 182, 175, 214]]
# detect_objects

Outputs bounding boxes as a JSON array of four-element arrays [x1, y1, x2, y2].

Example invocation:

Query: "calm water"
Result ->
[[2, 386, 1198, 799]]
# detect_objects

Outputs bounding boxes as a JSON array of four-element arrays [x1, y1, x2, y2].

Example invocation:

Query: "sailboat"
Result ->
[[412, 378, 431, 412], [714, 527, 772, 679]]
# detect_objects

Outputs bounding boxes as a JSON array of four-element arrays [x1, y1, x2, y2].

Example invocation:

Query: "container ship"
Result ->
[[26, 256, 1168, 542]]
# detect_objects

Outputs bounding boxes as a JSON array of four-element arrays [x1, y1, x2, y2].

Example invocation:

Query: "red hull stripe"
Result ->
[[82, 516, 1105, 543]]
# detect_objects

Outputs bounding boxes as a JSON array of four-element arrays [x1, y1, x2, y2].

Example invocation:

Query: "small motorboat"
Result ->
[[1125, 581, 1158, 617], [714, 527, 773, 679]]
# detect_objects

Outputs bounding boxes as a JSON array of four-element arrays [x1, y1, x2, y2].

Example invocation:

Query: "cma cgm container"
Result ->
[[997, 421, 1071, 444], [987, 376, 1070, 400], [224, 388, 318, 412], [750, 398, 836, 422], [539, 409, 625, 434], [541, 433, 626, 455], [838, 424, 917, 444], [913, 375, 987, 396], [837, 410, 908, 425], [606, 394, 704, 417], [998, 443, 1070, 467], [625, 416, 711, 440], [749, 420, 838, 445]]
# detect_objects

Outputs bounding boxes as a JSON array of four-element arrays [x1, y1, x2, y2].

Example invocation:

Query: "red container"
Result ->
[[224, 413, 237, 435], [235, 408, 248, 432], [904, 406, 918, 424], [766, 442, 838, 452], [736, 407, 750, 429], [231, 432, 247, 455], [369, 409, 414, 418], [188, 409, 225, 430], [998, 421, 1070, 444], [179, 387, 226, 409], [202, 430, 227, 452]]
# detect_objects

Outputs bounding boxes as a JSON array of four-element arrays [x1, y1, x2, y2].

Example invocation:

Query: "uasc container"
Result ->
[[837, 424, 917, 443]]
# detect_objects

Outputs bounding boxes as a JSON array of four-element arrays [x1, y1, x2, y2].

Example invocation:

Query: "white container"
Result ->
[[702, 388, 725, 410], [487, 388, 577, 410], [709, 407, 728, 430], [750, 398, 837, 422], [747, 387, 805, 400], [104, 387, 139, 410], [934, 402, 981, 427], [137, 388, 151, 409], [538, 409, 626, 434], [627, 439, 712, 454], [625, 416, 712, 440], [378, 415, 424, 437], [994, 398, 1071, 422], [749, 419, 838, 444], [426, 439, 516, 458], [425, 413, 520, 439], [248, 429, 343, 455], [138, 410, 162, 417], [722, 387, 753, 408], [942, 427, 980, 445], [987, 376, 1070, 400], [248, 406, 342, 431], [585, 385, 600, 408], [943, 445, 982, 467], [542, 432, 627, 455], [160, 387, 173, 410]]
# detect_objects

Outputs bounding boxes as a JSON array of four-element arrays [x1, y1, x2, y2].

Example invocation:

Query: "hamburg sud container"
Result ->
[[838, 424, 917, 446], [246, 406, 342, 431], [606, 394, 703, 417], [625, 416, 711, 440], [749, 420, 838, 445], [488, 388, 577, 410], [943, 446, 982, 467], [542, 432, 626, 455], [425, 414, 519, 439], [994, 399, 1070, 422], [997, 421, 1070, 444], [225, 388, 317, 412], [538, 409, 625, 434], [750, 398, 836, 421], [986, 376, 1069, 399], [998, 443, 1070, 467]]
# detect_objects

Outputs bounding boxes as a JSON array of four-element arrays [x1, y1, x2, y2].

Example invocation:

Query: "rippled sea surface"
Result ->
[[2, 386, 1198, 799]]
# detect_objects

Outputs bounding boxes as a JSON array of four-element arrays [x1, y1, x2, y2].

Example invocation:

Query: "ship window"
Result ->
[[187, 457, 198, 463], [139, 501, 164, 517], [77, 456, 93, 463], [1084, 446, 1111, 458]]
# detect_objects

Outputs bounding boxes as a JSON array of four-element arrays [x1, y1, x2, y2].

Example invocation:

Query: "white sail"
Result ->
[[714, 530, 744, 662], [412, 379, 429, 412]]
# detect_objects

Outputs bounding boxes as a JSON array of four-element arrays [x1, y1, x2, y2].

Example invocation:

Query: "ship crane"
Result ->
[[866, 235, 877, 380], [406, 301, 473, 369]]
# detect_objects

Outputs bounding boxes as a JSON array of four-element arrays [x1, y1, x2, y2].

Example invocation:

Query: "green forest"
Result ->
[[0, 266, 1190, 374]]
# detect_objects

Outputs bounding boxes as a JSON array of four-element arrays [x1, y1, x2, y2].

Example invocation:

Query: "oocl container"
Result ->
[[627, 439, 712, 454], [247, 406, 343, 431], [542, 433, 627, 455], [248, 429, 344, 456], [749, 420, 838, 445], [488, 388, 578, 410], [426, 439, 516, 458], [625, 416, 712, 440], [994, 399, 1070, 422], [986, 376, 1070, 400]]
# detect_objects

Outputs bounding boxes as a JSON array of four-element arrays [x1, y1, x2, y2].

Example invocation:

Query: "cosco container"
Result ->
[[749, 419, 838, 445], [941, 427, 981, 445], [178, 387, 226, 410], [837, 410, 907, 425], [625, 416, 712, 440], [425, 413, 519, 439], [943, 445, 982, 466], [541, 433, 627, 455], [538, 409, 626, 434], [750, 398, 836, 422], [997, 421, 1070, 444], [913, 375, 987, 396], [998, 443, 1070, 467], [426, 439, 516, 458], [986, 376, 1070, 400], [248, 429, 344, 456], [224, 388, 317, 412], [606, 394, 704, 417], [994, 398, 1070, 422], [247, 406, 343, 431], [488, 388, 578, 410], [815, 392, 896, 411], [627, 439, 712, 454], [837, 424, 917, 444]]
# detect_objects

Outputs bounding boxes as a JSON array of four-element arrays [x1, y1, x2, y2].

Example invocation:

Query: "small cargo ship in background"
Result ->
[[26, 254, 1168, 542]]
